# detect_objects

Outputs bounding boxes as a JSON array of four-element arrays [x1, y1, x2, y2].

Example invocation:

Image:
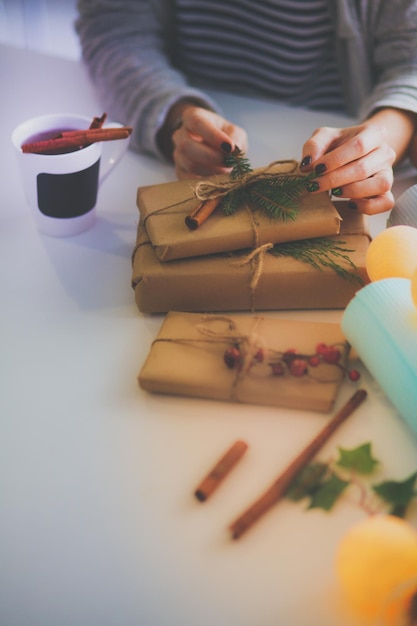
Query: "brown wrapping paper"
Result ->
[[138, 311, 350, 412], [137, 163, 342, 261], [132, 203, 370, 314]]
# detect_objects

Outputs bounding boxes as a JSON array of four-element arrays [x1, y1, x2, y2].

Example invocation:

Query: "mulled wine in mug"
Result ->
[[12, 113, 131, 237]]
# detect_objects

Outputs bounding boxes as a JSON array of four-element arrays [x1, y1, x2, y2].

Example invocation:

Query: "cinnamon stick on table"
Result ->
[[185, 197, 221, 230], [195, 440, 248, 502], [21, 126, 133, 154], [229, 389, 367, 540]]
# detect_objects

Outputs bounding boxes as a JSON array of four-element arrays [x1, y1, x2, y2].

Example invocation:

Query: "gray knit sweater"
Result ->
[[76, 0, 417, 160]]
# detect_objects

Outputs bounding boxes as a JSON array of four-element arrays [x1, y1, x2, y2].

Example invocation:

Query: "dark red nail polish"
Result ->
[[221, 142, 232, 154]]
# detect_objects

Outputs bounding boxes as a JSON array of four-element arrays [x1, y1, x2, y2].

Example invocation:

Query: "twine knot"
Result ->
[[193, 159, 299, 203]]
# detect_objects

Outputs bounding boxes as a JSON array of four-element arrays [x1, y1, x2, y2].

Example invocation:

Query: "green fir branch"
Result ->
[[268, 237, 364, 285], [221, 148, 314, 221], [219, 188, 246, 216], [246, 174, 315, 220], [224, 146, 253, 179]]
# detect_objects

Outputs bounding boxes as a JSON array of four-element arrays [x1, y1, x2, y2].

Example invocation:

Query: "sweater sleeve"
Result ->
[[75, 0, 220, 160], [358, 1, 417, 120]]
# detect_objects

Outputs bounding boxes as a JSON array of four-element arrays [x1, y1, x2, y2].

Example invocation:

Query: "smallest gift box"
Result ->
[[138, 311, 351, 412], [137, 162, 342, 262]]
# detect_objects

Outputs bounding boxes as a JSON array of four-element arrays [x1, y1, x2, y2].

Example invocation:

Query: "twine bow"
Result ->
[[193, 159, 299, 203]]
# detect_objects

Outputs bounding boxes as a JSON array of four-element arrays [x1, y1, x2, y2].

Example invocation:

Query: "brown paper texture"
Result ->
[[132, 204, 370, 314], [138, 312, 350, 412], [137, 164, 342, 261]]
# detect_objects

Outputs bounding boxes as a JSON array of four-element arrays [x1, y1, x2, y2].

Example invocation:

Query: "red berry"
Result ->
[[322, 346, 341, 364], [284, 348, 297, 356], [224, 346, 241, 369], [254, 348, 264, 363], [316, 343, 328, 355], [289, 358, 308, 377], [348, 369, 360, 382], [271, 362, 285, 376], [309, 355, 321, 367]]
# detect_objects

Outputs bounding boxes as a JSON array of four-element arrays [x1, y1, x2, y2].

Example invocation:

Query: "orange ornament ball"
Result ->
[[366, 225, 417, 282], [336, 515, 417, 624]]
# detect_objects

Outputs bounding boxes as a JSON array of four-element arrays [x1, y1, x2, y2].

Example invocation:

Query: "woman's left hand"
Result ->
[[300, 121, 396, 214]]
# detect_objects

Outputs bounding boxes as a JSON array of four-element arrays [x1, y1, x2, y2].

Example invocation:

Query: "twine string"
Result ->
[[151, 315, 266, 401], [141, 159, 300, 229], [135, 159, 305, 311], [193, 159, 299, 202]]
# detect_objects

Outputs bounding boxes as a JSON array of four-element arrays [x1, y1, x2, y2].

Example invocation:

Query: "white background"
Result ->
[[0, 0, 80, 59]]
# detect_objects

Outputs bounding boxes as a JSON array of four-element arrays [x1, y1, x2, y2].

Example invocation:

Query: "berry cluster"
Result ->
[[223, 341, 360, 382]]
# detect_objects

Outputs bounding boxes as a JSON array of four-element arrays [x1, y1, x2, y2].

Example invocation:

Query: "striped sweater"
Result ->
[[76, 0, 417, 159], [173, 0, 344, 111]]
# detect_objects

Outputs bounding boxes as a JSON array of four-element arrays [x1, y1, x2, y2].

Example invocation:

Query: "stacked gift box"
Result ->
[[133, 161, 371, 411], [132, 163, 370, 314]]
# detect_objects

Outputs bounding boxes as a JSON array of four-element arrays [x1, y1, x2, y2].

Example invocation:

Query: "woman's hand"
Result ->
[[300, 121, 396, 214], [170, 106, 248, 180]]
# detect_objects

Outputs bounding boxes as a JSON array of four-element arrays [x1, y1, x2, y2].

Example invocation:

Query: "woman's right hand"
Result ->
[[170, 106, 248, 179]]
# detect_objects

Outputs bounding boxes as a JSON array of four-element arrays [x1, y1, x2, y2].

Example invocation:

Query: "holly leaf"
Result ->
[[286, 462, 329, 501], [372, 471, 417, 518], [336, 442, 379, 474], [307, 472, 350, 511]]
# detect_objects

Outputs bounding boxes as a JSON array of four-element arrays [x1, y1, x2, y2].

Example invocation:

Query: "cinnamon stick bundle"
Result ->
[[229, 388, 367, 539], [21, 126, 132, 154]]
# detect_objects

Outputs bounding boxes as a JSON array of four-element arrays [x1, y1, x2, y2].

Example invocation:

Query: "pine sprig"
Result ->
[[219, 188, 246, 216], [221, 147, 314, 220], [246, 174, 314, 221], [268, 237, 364, 285], [224, 146, 253, 180]]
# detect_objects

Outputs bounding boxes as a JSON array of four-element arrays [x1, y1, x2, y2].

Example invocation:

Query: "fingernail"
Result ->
[[332, 187, 343, 197], [221, 142, 232, 154], [315, 163, 327, 176], [348, 201, 358, 210], [300, 156, 312, 169], [307, 181, 320, 192]]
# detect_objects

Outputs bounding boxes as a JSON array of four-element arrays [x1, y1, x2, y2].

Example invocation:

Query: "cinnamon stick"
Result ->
[[21, 127, 132, 154], [89, 113, 107, 129], [185, 197, 221, 230], [229, 389, 367, 540], [195, 440, 248, 502]]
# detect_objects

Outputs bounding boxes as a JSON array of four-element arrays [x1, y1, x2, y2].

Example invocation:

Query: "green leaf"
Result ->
[[336, 442, 380, 474], [308, 472, 350, 511], [286, 462, 329, 501], [373, 471, 417, 518]]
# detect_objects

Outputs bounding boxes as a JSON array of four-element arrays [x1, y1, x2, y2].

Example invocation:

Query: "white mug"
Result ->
[[12, 113, 128, 237]]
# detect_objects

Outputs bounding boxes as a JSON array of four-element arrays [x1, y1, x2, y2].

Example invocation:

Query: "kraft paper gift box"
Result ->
[[138, 311, 351, 413], [137, 162, 342, 262], [131, 203, 370, 314]]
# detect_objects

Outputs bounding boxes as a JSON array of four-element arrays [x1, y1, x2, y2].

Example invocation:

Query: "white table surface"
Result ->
[[1, 44, 417, 626]]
